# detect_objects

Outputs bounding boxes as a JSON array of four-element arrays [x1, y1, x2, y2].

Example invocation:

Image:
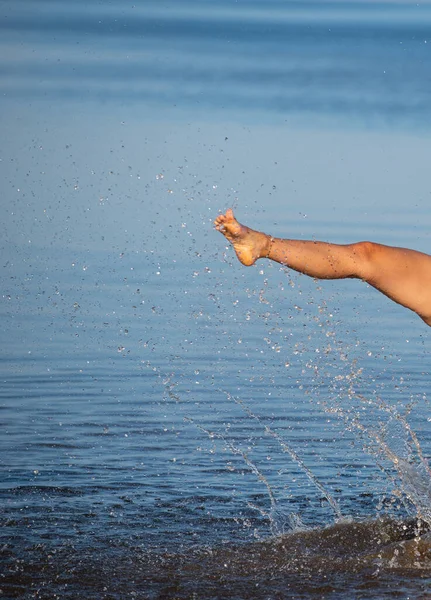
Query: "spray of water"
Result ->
[[221, 390, 343, 521], [184, 416, 304, 535], [328, 393, 431, 525]]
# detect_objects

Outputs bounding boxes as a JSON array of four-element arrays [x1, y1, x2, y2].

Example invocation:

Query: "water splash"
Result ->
[[325, 390, 431, 525], [222, 390, 343, 522], [184, 416, 302, 536]]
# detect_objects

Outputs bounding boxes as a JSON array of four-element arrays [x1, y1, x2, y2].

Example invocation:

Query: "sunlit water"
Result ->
[[2, 1, 431, 598]]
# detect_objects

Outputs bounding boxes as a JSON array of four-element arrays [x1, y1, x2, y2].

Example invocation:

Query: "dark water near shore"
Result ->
[[2, 1, 431, 598]]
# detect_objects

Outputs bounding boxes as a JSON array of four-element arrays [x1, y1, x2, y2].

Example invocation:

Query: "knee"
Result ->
[[420, 314, 431, 326], [349, 241, 378, 280]]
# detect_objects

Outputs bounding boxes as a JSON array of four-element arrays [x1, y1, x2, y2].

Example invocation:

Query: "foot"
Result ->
[[214, 208, 270, 266]]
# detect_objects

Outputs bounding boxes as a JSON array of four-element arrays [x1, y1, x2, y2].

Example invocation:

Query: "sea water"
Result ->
[[2, 1, 431, 598]]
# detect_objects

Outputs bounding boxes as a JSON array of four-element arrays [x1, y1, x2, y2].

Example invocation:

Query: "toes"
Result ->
[[214, 209, 235, 231]]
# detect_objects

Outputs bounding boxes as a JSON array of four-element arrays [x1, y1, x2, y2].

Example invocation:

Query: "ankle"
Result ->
[[261, 234, 274, 259]]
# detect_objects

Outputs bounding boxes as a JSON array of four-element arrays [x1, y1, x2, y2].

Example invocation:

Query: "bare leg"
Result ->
[[214, 209, 431, 326]]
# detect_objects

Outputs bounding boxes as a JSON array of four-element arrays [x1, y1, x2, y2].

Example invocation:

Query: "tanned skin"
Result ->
[[214, 208, 431, 327]]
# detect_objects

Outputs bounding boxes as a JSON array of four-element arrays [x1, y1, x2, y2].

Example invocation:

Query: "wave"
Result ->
[[2, 518, 431, 599]]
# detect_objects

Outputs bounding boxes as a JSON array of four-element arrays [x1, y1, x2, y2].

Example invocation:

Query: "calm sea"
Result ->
[[2, 1, 431, 598]]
